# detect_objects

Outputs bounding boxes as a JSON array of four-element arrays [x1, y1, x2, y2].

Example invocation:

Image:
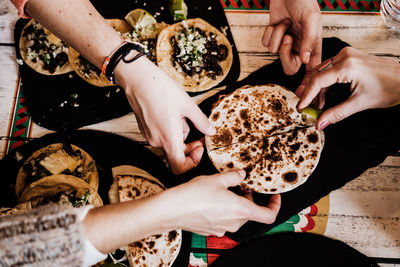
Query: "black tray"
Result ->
[[179, 37, 400, 242], [210, 232, 378, 267], [0, 130, 191, 266], [14, 0, 240, 131]]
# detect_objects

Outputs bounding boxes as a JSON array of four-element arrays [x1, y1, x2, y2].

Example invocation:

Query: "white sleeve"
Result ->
[[79, 206, 108, 267]]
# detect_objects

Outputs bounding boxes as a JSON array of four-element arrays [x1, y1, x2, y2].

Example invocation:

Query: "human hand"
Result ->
[[165, 170, 281, 237], [115, 57, 215, 174], [296, 47, 400, 130], [262, 0, 322, 75]]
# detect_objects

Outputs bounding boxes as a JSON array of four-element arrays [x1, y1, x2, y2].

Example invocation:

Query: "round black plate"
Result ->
[[0, 130, 192, 266]]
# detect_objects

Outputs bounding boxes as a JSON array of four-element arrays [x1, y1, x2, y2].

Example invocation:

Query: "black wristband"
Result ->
[[105, 42, 147, 84]]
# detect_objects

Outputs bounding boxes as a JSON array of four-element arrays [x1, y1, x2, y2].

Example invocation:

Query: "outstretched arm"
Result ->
[[83, 170, 281, 253], [24, 0, 215, 174]]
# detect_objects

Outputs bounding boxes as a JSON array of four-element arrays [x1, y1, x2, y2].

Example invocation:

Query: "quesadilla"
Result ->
[[68, 19, 132, 87], [156, 18, 233, 92], [18, 174, 103, 208], [108, 165, 182, 267], [205, 84, 324, 194], [19, 19, 73, 75], [16, 143, 99, 198]]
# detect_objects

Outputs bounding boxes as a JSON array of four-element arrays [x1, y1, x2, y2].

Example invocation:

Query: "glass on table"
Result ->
[[381, 0, 400, 32]]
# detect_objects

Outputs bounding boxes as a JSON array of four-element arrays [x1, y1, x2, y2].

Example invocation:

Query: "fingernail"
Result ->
[[238, 169, 246, 178], [304, 52, 311, 63], [283, 36, 291, 45], [319, 121, 330, 130]]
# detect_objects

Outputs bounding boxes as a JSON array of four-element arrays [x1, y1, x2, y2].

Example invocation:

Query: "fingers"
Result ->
[[248, 194, 281, 224], [262, 25, 274, 47], [300, 12, 321, 65], [167, 136, 204, 174], [306, 36, 322, 72], [297, 60, 340, 110], [216, 170, 246, 188], [262, 19, 292, 53], [316, 94, 365, 130], [182, 118, 190, 141], [185, 103, 216, 136], [279, 35, 302, 75]]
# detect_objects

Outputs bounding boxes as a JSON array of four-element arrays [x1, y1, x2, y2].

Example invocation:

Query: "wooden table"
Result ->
[[0, 0, 399, 265]]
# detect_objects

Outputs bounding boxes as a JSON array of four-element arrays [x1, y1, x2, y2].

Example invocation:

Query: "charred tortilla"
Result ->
[[19, 174, 103, 208], [16, 143, 99, 198], [156, 18, 233, 92], [68, 19, 131, 87], [205, 84, 324, 194], [109, 165, 182, 267], [19, 19, 73, 75]]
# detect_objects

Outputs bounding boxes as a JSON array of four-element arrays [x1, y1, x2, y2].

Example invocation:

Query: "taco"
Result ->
[[16, 143, 99, 198], [19, 174, 103, 208], [205, 84, 325, 194], [68, 19, 132, 87], [19, 19, 73, 75], [121, 13, 167, 64], [0, 202, 32, 217], [108, 165, 182, 267], [156, 18, 233, 92]]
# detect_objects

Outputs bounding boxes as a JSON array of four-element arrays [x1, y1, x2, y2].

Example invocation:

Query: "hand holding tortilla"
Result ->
[[206, 84, 324, 193], [296, 47, 400, 130], [262, 0, 322, 75]]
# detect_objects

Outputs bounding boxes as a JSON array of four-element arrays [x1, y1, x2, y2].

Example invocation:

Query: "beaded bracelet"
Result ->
[[102, 41, 147, 84]]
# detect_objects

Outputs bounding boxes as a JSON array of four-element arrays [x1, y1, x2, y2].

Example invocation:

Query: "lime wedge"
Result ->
[[169, 0, 188, 21], [302, 106, 322, 120], [125, 9, 157, 31]]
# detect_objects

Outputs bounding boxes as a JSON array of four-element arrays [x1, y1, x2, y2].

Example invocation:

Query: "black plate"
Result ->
[[14, 0, 240, 131], [179, 38, 400, 242], [210, 232, 378, 267], [0, 130, 192, 266]]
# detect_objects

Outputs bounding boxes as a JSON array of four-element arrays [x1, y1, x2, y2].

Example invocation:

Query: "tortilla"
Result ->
[[16, 143, 99, 198], [19, 19, 73, 75], [156, 18, 233, 92], [121, 19, 167, 64], [109, 165, 182, 267], [0, 202, 32, 217], [19, 174, 103, 208], [205, 84, 324, 194], [68, 19, 131, 87]]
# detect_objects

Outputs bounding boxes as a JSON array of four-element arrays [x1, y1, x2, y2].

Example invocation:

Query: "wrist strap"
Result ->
[[102, 42, 147, 84]]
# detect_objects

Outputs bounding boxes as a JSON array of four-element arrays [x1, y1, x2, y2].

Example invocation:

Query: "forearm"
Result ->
[[25, 0, 123, 69], [82, 191, 180, 254]]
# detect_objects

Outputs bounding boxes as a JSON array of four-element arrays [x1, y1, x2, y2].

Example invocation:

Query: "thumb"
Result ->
[[185, 103, 216, 136], [248, 194, 281, 224], [216, 170, 246, 188], [316, 95, 366, 130], [300, 13, 321, 65]]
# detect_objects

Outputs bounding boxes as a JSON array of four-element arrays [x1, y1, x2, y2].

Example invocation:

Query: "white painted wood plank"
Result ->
[[0, 45, 18, 157], [325, 164, 400, 258], [226, 13, 400, 55], [0, 0, 18, 44]]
